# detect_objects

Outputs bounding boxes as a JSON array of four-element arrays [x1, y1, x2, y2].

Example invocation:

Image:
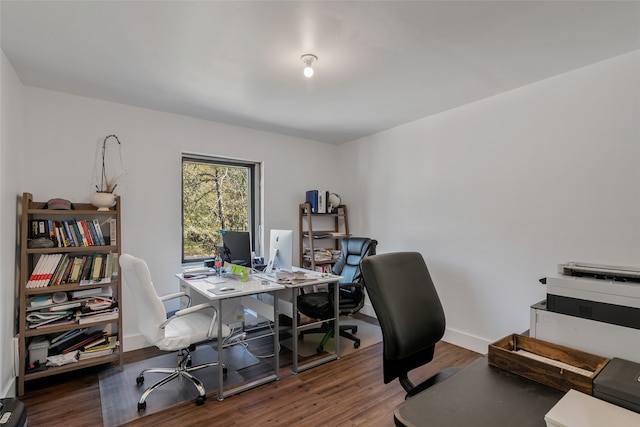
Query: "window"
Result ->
[[182, 154, 260, 263]]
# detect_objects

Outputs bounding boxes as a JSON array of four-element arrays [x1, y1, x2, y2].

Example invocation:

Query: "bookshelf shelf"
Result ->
[[298, 203, 349, 271], [23, 352, 121, 381], [17, 192, 123, 396]]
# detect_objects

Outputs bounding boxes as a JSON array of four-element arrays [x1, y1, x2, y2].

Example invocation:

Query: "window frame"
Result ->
[[181, 153, 261, 264]]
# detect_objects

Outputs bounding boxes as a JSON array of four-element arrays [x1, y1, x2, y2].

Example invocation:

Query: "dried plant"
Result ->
[[96, 134, 123, 193]]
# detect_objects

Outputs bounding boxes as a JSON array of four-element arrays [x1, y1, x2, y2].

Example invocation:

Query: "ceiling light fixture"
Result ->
[[301, 54, 318, 78]]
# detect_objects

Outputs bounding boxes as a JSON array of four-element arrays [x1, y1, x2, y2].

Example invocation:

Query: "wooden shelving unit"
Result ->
[[17, 192, 123, 396], [298, 202, 349, 271]]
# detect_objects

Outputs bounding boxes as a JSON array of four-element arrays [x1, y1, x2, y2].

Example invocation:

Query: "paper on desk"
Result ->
[[545, 389, 640, 427]]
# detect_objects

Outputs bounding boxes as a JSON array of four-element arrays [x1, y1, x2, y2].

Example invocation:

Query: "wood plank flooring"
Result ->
[[20, 316, 481, 426]]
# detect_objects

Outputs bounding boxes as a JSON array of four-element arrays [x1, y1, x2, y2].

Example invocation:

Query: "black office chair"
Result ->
[[297, 237, 378, 353], [360, 251, 460, 399]]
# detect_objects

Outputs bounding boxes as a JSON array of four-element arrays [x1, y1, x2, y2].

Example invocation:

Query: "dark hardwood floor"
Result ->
[[20, 316, 482, 426]]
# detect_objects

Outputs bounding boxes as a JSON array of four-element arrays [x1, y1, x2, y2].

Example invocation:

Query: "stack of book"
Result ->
[[28, 218, 112, 248], [25, 290, 118, 328], [74, 297, 119, 325], [48, 327, 106, 355], [26, 253, 119, 288], [78, 335, 118, 360]]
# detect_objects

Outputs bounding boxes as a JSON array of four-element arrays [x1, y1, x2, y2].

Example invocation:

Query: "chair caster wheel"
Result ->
[[195, 396, 205, 406], [317, 345, 324, 354], [353, 326, 358, 334], [138, 401, 146, 411], [354, 341, 361, 348], [223, 366, 228, 376], [136, 375, 144, 385]]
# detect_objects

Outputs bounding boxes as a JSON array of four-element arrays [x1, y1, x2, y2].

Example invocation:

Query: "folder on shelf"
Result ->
[[306, 190, 318, 213]]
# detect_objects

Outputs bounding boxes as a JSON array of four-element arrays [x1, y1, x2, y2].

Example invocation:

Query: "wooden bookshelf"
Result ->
[[17, 192, 123, 396], [298, 202, 349, 271]]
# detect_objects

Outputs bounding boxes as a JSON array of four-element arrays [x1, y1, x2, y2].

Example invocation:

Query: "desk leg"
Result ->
[[273, 290, 280, 379], [217, 298, 224, 401], [290, 280, 341, 374], [291, 287, 299, 374], [334, 280, 340, 359]]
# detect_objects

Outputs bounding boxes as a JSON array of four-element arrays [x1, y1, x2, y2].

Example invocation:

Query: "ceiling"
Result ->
[[2, 1, 639, 145]]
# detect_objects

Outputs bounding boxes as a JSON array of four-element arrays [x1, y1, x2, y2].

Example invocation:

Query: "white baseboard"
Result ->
[[124, 312, 491, 356], [122, 333, 148, 352], [442, 327, 490, 355], [361, 304, 489, 355], [359, 303, 376, 318], [2, 377, 16, 398]]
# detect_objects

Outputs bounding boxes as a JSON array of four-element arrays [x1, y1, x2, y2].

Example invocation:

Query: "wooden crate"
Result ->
[[488, 334, 609, 394]]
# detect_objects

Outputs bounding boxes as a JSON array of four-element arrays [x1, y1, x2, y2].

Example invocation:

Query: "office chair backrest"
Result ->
[[332, 237, 378, 284], [360, 252, 446, 384], [119, 254, 169, 345]]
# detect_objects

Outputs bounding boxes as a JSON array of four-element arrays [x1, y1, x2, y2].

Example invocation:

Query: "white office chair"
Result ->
[[119, 254, 231, 411]]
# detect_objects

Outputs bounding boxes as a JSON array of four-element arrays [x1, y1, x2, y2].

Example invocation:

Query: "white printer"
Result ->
[[531, 262, 640, 363], [545, 262, 640, 329]]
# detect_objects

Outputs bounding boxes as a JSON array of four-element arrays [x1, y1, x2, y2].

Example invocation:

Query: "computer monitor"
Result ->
[[221, 230, 252, 267], [264, 229, 293, 274]]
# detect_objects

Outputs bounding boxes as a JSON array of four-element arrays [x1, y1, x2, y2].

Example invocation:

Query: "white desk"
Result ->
[[283, 267, 343, 374], [176, 273, 285, 400]]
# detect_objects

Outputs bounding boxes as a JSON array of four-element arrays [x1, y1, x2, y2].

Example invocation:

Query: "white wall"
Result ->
[[339, 50, 640, 354], [4, 45, 639, 388], [21, 88, 341, 351], [1, 50, 24, 396]]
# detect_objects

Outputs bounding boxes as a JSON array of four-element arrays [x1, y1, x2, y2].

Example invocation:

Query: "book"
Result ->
[[82, 335, 108, 350], [48, 219, 56, 245], [62, 220, 76, 247], [317, 190, 329, 214], [49, 253, 69, 286], [50, 254, 68, 286], [29, 296, 53, 308], [71, 219, 86, 247], [306, 190, 319, 213], [49, 330, 90, 353], [66, 255, 81, 283], [90, 254, 103, 282], [49, 328, 87, 347], [26, 255, 48, 288], [26, 298, 85, 312], [78, 347, 114, 360], [30, 253, 62, 287], [59, 255, 76, 284], [27, 311, 73, 328], [85, 297, 115, 311], [92, 219, 106, 245], [110, 253, 119, 280], [33, 317, 76, 330], [87, 220, 99, 246], [48, 254, 64, 286], [80, 220, 94, 246], [71, 286, 113, 299], [80, 255, 93, 282], [77, 309, 118, 325], [109, 218, 117, 245], [61, 330, 106, 354], [82, 335, 117, 352]]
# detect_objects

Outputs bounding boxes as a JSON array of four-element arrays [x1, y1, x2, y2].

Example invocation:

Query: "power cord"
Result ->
[[222, 322, 280, 358]]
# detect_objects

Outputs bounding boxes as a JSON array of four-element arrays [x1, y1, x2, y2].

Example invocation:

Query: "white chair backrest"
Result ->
[[119, 254, 169, 345]]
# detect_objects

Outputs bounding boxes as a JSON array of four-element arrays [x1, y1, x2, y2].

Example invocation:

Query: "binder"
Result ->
[[318, 190, 329, 214], [306, 190, 319, 213]]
